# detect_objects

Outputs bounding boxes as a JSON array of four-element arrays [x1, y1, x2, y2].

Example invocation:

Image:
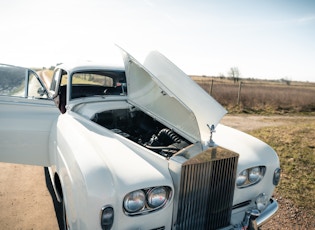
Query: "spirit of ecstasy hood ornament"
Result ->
[[207, 124, 216, 147]]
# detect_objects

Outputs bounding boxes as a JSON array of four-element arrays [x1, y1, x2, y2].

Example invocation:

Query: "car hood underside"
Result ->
[[120, 48, 227, 143]]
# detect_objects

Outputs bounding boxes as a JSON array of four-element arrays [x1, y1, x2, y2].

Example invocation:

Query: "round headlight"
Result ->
[[249, 167, 262, 183], [123, 190, 145, 213], [237, 166, 266, 188], [147, 187, 168, 209], [236, 170, 248, 187]]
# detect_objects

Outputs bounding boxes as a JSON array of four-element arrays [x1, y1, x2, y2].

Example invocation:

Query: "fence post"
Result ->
[[237, 81, 242, 105], [209, 79, 214, 95]]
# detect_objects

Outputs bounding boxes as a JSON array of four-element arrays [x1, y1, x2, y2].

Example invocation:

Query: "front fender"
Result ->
[[214, 124, 280, 225], [54, 112, 174, 229]]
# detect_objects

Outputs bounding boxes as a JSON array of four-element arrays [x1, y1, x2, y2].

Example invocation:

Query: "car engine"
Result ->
[[91, 108, 190, 157]]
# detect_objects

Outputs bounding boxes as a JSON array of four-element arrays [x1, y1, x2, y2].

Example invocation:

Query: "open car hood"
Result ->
[[121, 49, 227, 143]]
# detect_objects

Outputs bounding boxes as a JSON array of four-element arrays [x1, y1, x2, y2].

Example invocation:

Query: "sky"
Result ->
[[0, 0, 314, 82]]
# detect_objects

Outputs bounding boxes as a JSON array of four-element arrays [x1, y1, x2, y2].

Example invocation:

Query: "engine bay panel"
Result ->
[[91, 108, 191, 157]]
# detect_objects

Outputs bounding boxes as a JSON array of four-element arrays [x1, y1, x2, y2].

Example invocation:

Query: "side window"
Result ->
[[50, 69, 68, 95], [28, 72, 48, 99], [50, 69, 61, 92], [61, 72, 68, 86], [0, 65, 26, 97], [0, 64, 48, 99]]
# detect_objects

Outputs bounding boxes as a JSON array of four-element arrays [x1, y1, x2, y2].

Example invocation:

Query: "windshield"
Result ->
[[71, 70, 127, 99]]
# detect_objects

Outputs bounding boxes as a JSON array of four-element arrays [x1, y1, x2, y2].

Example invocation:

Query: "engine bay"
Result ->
[[91, 108, 191, 157]]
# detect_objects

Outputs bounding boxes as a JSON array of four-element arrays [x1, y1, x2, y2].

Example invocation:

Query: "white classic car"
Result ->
[[0, 48, 280, 230]]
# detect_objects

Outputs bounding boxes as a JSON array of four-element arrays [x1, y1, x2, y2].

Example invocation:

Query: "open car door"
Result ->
[[0, 64, 59, 166]]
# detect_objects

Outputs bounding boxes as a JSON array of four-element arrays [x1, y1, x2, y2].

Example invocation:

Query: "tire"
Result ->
[[62, 197, 70, 230]]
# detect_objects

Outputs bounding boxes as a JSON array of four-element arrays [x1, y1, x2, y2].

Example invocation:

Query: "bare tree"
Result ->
[[228, 67, 240, 83]]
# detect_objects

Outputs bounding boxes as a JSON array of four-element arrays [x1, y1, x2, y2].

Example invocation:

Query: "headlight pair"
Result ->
[[123, 186, 171, 215], [236, 166, 266, 188]]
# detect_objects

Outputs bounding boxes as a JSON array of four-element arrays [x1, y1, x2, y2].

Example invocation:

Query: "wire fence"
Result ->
[[194, 78, 315, 113]]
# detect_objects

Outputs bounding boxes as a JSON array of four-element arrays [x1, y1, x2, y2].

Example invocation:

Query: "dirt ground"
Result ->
[[0, 115, 313, 229], [0, 164, 60, 229]]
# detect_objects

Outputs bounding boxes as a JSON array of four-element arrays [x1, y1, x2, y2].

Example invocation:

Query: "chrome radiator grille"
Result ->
[[173, 147, 239, 230]]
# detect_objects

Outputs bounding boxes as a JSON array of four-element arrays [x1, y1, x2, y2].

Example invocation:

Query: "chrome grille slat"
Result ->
[[174, 147, 239, 230]]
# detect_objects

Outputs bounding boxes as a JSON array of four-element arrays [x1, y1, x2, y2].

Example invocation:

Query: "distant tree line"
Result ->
[[201, 66, 292, 85]]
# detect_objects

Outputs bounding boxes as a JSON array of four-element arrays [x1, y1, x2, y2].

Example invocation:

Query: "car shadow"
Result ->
[[44, 167, 64, 230]]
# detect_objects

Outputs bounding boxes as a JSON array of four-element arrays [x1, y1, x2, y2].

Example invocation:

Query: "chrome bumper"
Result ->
[[257, 198, 279, 227], [240, 198, 279, 230]]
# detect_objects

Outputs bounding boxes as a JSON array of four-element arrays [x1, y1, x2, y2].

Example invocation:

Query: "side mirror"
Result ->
[[37, 87, 46, 96]]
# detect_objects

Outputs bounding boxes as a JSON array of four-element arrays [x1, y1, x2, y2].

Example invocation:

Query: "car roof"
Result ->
[[56, 61, 125, 73]]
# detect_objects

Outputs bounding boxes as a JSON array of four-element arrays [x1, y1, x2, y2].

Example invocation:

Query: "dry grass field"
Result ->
[[192, 76, 315, 114], [250, 120, 315, 229]]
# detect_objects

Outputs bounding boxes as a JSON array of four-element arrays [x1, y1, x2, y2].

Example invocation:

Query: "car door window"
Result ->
[[28, 72, 48, 99], [0, 64, 49, 99], [0, 64, 26, 96]]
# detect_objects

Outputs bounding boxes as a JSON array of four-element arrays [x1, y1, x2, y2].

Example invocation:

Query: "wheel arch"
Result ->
[[54, 172, 63, 201]]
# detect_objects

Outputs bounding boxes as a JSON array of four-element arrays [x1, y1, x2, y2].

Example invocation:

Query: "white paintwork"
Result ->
[[0, 49, 280, 230], [52, 111, 174, 229], [214, 124, 279, 225], [143, 51, 227, 142], [0, 96, 58, 166]]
